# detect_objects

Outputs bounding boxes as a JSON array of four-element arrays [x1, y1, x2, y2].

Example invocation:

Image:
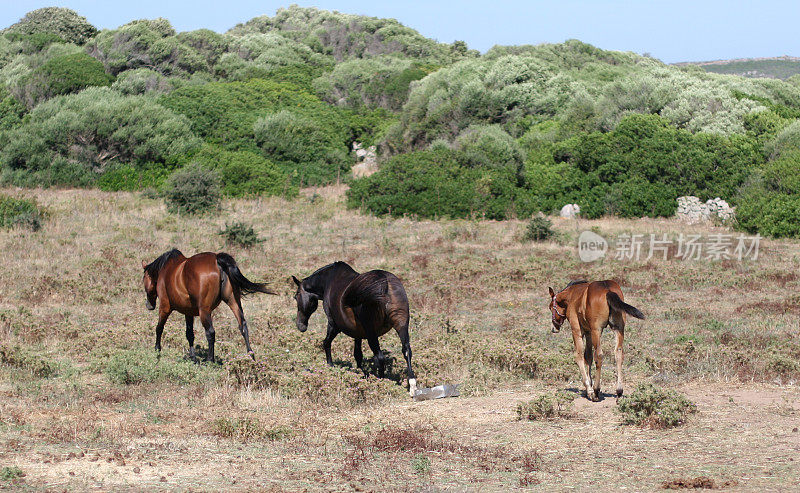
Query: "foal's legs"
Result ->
[[590, 328, 603, 399], [225, 291, 254, 360], [571, 324, 595, 401], [185, 314, 196, 361], [614, 327, 625, 397]]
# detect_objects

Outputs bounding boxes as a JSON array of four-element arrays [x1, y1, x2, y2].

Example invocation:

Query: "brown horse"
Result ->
[[291, 261, 417, 396], [141, 249, 275, 362], [548, 280, 644, 401]]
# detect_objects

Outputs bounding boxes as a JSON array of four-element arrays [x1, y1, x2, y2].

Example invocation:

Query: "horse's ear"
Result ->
[[291, 275, 301, 287], [141, 260, 147, 270], [548, 287, 555, 298]]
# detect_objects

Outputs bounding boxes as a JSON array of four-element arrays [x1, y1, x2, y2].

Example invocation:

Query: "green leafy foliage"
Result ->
[[617, 383, 697, 427], [183, 144, 296, 197], [219, 221, 263, 248], [16, 52, 113, 108], [163, 163, 221, 215], [347, 148, 531, 220], [4, 7, 97, 45], [0, 194, 43, 231], [523, 215, 555, 242], [516, 391, 575, 420], [0, 87, 200, 187], [103, 347, 210, 385]]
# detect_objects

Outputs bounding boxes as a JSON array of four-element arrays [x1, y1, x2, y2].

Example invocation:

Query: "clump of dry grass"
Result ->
[[211, 417, 291, 442], [516, 391, 575, 420]]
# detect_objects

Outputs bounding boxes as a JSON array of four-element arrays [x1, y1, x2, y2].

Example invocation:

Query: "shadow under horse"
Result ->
[[292, 261, 417, 396], [141, 249, 275, 362], [548, 280, 644, 401]]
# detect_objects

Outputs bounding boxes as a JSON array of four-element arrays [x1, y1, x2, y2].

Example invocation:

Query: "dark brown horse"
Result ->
[[141, 249, 275, 362], [548, 280, 644, 401], [291, 261, 417, 396]]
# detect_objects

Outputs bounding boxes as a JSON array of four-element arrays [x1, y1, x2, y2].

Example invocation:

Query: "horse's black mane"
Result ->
[[308, 261, 357, 279], [144, 248, 183, 280], [564, 279, 588, 290]]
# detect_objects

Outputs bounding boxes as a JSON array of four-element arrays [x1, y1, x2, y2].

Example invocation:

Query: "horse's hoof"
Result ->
[[408, 378, 417, 398]]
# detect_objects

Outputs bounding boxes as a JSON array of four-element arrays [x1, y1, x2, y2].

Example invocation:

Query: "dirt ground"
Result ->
[[2, 381, 798, 491], [2, 187, 800, 491]]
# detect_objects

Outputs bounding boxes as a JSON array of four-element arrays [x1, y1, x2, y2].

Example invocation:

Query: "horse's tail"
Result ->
[[216, 253, 276, 296], [607, 291, 644, 319]]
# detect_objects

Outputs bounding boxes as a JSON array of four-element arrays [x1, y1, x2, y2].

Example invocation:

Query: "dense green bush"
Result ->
[[0, 194, 43, 230], [516, 391, 574, 420], [219, 221, 263, 248], [184, 144, 296, 197], [215, 32, 331, 82], [229, 5, 465, 64], [111, 68, 172, 95], [313, 56, 428, 110], [1, 87, 200, 187], [541, 114, 762, 218], [523, 215, 555, 242], [16, 52, 113, 108], [617, 383, 696, 427], [4, 7, 97, 45], [736, 150, 800, 237], [86, 18, 209, 76], [0, 85, 25, 130], [95, 162, 174, 191], [163, 163, 221, 215], [253, 109, 350, 185], [454, 124, 524, 177], [3, 32, 66, 53], [347, 148, 532, 219]]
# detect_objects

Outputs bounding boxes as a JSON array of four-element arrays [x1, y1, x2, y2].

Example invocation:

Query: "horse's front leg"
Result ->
[[154, 308, 171, 352], [323, 322, 340, 366], [571, 324, 596, 401]]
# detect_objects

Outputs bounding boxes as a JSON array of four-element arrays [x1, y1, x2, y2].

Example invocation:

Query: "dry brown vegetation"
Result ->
[[1, 186, 799, 491]]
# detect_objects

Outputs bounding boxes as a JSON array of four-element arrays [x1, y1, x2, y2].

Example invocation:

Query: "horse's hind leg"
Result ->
[[590, 328, 603, 399], [353, 339, 366, 375], [185, 314, 197, 362], [199, 309, 215, 363], [364, 332, 386, 379], [225, 290, 254, 360], [613, 327, 624, 397]]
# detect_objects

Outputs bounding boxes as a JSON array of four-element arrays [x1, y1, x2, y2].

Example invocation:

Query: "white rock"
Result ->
[[560, 204, 581, 218]]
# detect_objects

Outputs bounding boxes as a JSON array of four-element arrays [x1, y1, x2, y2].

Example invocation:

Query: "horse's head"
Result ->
[[292, 275, 318, 332], [548, 287, 566, 333], [141, 260, 157, 310]]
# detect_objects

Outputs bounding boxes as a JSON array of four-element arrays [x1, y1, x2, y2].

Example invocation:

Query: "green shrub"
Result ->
[[5, 7, 97, 45], [16, 52, 114, 108], [0, 342, 57, 377], [104, 348, 209, 385], [617, 383, 697, 428], [0, 86, 26, 131], [111, 68, 172, 95], [95, 163, 173, 192], [0, 87, 200, 187], [347, 148, 531, 220], [454, 124, 524, 177], [183, 144, 296, 197], [516, 391, 575, 420], [736, 150, 800, 238], [2, 31, 66, 53], [219, 221, 263, 248], [0, 194, 43, 231], [212, 417, 291, 442], [0, 466, 24, 481], [253, 109, 349, 185], [163, 164, 221, 215], [523, 215, 555, 242]]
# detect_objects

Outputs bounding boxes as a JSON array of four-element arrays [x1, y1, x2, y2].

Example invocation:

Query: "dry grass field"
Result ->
[[1, 186, 799, 491]]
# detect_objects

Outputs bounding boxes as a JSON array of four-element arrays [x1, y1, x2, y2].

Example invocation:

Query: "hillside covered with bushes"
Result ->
[[2, 6, 800, 236]]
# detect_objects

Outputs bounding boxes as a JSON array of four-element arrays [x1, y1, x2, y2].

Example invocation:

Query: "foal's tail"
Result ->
[[216, 253, 276, 296], [607, 291, 645, 319]]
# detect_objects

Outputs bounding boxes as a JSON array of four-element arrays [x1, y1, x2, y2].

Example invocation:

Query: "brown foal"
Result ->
[[548, 280, 644, 401]]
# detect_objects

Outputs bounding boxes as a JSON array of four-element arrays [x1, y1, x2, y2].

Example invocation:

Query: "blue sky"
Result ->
[[2, 1, 798, 63]]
